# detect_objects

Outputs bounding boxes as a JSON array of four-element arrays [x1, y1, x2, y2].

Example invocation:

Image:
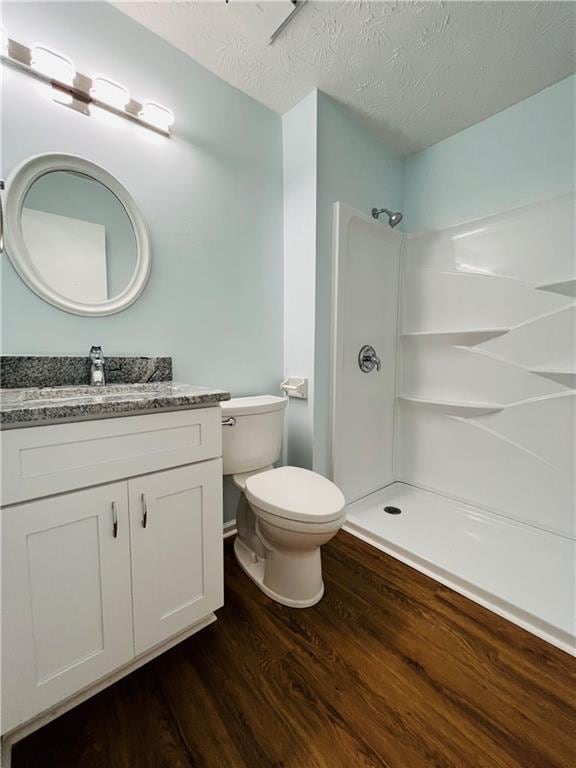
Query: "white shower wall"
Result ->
[[331, 204, 401, 502], [395, 194, 575, 538]]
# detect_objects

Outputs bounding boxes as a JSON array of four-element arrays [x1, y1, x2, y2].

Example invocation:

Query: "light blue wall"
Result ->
[[314, 93, 404, 475], [1, 2, 284, 405], [282, 92, 317, 469], [404, 75, 576, 231]]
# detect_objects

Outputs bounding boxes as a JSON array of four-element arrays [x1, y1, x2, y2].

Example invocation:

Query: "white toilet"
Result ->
[[221, 395, 346, 608]]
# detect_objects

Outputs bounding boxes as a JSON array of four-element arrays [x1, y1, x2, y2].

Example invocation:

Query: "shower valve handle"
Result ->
[[358, 345, 381, 373]]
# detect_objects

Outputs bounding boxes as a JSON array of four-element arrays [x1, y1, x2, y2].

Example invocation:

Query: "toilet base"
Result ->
[[234, 537, 325, 608]]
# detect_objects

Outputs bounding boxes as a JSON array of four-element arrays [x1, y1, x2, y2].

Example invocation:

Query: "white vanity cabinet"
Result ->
[[2, 482, 134, 732], [128, 461, 223, 655], [1, 408, 224, 746]]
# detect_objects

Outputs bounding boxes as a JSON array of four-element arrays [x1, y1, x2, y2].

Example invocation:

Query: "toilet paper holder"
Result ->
[[281, 378, 308, 399]]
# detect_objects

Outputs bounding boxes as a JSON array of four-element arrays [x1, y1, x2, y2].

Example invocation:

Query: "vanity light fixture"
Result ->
[[90, 76, 130, 110], [0, 33, 174, 136], [138, 101, 174, 132], [31, 45, 75, 85]]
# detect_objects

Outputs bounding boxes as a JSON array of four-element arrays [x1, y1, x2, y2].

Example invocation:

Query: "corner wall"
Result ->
[[282, 92, 404, 475], [314, 94, 404, 476], [282, 92, 318, 468]]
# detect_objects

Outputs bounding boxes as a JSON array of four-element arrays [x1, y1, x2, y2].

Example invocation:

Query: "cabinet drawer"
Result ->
[[1, 408, 222, 505]]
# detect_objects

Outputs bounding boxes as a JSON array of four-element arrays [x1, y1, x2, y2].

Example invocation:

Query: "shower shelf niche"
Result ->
[[399, 328, 509, 345], [398, 395, 505, 417], [529, 368, 576, 388]]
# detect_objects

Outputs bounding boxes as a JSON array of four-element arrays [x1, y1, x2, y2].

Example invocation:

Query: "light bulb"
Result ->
[[31, 45, 75, 85], [138, 101, 174, 132], [90, 76, 129, 109]]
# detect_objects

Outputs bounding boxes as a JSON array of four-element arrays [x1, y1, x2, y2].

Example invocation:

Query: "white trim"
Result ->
[[4, 153, 151, 316], [343, 524, 575, 657], [328, 201, 341, 481], [223, 519, 237, 539]]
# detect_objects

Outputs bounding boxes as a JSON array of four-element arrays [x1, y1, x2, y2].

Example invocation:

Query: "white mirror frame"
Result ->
[[4, 153, 151, 316]]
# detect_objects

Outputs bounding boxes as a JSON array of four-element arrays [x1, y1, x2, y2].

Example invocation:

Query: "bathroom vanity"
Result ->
[[0, 154, 232, 762], [0, 365, 229, 763], [0, 148, 237, 764]]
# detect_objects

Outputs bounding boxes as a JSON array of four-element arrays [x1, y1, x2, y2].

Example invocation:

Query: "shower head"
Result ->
[[371, 207, 403, 228]]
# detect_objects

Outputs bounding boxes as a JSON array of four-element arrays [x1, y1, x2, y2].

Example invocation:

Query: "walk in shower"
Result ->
[[330, 194, 575, 654]]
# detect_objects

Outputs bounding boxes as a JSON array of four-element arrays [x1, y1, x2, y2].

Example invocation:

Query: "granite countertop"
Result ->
[[0, 355, 173, 389], [0, 382, 231, 429]]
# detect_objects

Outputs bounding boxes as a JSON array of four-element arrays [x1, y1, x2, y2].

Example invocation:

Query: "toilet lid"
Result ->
[[245, 466, 346, 524]]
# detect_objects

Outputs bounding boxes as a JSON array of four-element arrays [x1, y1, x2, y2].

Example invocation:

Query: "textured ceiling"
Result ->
[[114, 1, 576, 154]]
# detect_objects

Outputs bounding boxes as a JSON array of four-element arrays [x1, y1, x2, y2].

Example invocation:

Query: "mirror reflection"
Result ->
[[22, 171, 138, 303]]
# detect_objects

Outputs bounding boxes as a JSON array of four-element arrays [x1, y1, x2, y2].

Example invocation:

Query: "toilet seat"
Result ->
[[255, 508, 345, 535], [245, 466, 346, 526], [232, 466, 274, 491]]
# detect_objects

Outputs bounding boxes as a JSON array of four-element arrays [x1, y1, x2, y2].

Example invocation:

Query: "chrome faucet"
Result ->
[[89, 345, 106, 386], [358, 344, 381, 373]]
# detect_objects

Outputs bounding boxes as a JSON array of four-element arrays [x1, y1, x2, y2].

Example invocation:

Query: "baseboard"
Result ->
[[223, 520, 237, 539]]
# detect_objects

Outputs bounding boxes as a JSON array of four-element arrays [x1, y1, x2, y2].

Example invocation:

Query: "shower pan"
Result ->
[[330, 195, 576, 655]]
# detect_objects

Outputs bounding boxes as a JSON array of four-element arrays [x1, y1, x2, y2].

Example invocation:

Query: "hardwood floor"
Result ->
[[13, 532, 576, 768]]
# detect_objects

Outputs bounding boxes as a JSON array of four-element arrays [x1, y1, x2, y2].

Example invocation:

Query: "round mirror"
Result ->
[[4, 154, 150, 316]]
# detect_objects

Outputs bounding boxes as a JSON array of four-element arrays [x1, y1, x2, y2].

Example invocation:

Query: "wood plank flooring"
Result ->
[[13, 532, 576, 768]]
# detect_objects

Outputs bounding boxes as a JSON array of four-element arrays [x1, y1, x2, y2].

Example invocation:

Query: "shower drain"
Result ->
[[384, 506, 402, 515]]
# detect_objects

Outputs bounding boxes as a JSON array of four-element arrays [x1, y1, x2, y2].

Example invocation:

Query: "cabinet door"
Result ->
[[129, 460, 223, 655], [2, 483, 134, 733]]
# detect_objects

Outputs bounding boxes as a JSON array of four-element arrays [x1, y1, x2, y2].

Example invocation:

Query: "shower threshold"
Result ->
[[344, 482, 575, 655]]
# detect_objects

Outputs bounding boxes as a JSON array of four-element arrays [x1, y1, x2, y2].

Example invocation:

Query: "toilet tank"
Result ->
[[221, 396, 287, 475]]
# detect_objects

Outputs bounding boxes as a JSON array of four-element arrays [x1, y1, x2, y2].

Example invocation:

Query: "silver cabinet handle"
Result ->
[[141, 493, 148, 528], [111, 501, 118, 538], [222, 417, 236, 427]]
